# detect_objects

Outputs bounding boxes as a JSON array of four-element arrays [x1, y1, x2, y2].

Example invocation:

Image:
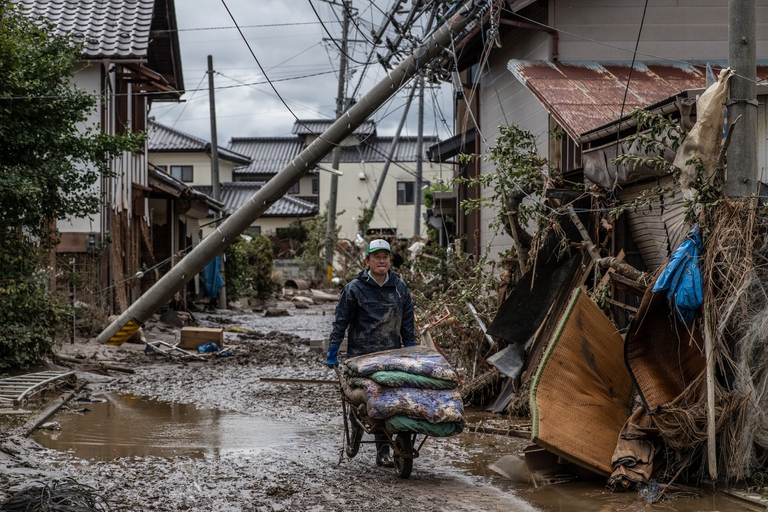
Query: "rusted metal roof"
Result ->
[[508, 60, 715, 140], [195, 182, 318, 218]]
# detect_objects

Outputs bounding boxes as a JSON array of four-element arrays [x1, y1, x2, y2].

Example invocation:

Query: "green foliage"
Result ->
[[610, 108, 723, 231], [225, 234, 280, 301], [296, 207, 343, 284], [457, 125, 545, 227], [0, 232, 69, 369], [423, 181, 451, 209], [0, 4, 143, 369]]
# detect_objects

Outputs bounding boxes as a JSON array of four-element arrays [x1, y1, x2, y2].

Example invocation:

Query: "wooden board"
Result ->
[[179, 327, 224, 350]]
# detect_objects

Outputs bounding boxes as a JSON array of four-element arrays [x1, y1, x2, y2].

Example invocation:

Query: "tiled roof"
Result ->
[[148, 120, 251, 165], [507, 60, 768, 141], [292, 119, 377, 137], [148, 167, 225, 211], [15, 0, 155, 59], [195, 182, 318, 218], [230, 135, 436, 177], [228, 137, 304, 176]]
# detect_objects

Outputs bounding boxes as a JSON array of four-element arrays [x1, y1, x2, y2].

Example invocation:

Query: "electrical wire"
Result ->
[[166, 72, 207, 129], [500, 6, 763, 86], [307, 0, 372, 66], [611, 0, 649, 192]]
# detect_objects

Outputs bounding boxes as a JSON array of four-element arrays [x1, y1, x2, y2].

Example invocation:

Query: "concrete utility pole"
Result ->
[[207, 55, 226, 308], [361, 82, 418, 237], [208, 55, 221, 203], [325, 1, 350, 283], [727, 0, 757, 197], [413, 77, 425, 237], [95, 0, 485, 345]]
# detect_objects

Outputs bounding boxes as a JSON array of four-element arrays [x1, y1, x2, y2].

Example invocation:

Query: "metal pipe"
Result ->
[[96, 0, 487, 345]]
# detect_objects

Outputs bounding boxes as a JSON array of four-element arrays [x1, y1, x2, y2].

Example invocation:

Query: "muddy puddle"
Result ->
[[450, 409, 760, 511], [32, 392, 313, 461]]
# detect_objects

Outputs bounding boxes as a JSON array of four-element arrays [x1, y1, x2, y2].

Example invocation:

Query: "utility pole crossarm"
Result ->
[[95, 0, 486, 345]]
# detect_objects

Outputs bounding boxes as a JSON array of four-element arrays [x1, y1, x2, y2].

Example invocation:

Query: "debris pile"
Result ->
[[399, 68, 768, 498]]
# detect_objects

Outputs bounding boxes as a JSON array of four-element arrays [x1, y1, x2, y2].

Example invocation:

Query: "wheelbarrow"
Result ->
[[334, 367, 427, 479]]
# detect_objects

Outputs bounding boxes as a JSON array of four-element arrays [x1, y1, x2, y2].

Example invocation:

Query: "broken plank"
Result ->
[[260, 378, 338, 386], [467, 425, 531, 439], [609, 272, 648, 296]]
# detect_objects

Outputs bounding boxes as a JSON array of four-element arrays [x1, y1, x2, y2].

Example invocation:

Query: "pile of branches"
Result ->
[[397, 240, 535, 407]]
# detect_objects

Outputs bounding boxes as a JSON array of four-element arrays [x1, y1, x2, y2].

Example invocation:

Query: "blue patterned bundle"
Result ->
[[344, 347, 465, 436]]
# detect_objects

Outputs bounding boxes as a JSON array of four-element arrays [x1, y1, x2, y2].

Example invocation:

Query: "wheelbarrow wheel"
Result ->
[[345, 414, 363, 458], [393, 433, 413, 479]]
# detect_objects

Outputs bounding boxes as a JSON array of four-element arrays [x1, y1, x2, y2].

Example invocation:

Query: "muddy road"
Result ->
[[0, 302, 761, 511]]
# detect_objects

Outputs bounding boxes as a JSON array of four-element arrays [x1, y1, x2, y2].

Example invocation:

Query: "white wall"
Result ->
[[477, 0, 768, 261], [148, 152, 239, 184], [57, 63, 103, 234], [318, 160, 453, 242]]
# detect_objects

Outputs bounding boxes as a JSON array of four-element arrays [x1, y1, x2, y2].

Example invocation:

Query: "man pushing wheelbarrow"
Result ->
[[327, 240, 465, 477]]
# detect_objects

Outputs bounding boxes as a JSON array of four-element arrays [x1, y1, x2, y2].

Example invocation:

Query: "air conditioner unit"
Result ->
[[359, 172, 366, 180]]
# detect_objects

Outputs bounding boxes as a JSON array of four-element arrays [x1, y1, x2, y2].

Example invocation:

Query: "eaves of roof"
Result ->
[[194, 182, 318, 218], [148, 120, 251, 165], [148, 168, 225, 211]]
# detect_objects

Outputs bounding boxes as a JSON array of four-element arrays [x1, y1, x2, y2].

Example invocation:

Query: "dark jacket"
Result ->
[[329, 269, 415, 357]]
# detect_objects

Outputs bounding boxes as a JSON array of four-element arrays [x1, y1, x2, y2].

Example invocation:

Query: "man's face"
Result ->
[[366, 250, 391, 278]]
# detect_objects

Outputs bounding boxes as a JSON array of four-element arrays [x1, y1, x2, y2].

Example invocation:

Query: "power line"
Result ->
[[611, 0, 649, 192], [308, 0, 372, 66]]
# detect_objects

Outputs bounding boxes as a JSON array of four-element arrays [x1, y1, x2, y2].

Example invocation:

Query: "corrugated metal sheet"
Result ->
[[230, 135, 436, 176], [292, 119, 376, 136], [148, 120, 251, 165], [195, 182, 318, 218], [618, 176, 688, 271], [16, 0, 154, 59], [507, 60, 712, 140]]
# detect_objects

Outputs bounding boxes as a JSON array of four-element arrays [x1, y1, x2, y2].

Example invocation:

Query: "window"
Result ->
[[288, 181, 300, 194], [397, 182, 414, 205], [170, 165, 193, 182], [155, 165, 167, 172], [247, 226, 261, 234], [311, 178, 319, 195]]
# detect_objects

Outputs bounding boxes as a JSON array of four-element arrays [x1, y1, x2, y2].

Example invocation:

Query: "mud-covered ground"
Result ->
[[0, 301, 762, 511], [0, 301, 540, 512]]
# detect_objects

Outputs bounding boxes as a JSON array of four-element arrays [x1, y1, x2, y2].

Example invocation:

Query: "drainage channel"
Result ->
[[32, 392, 313, 461]]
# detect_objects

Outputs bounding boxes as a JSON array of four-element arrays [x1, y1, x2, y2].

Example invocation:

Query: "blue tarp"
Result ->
[[204, 255, 225, 299], [651, 225, 703, 323]]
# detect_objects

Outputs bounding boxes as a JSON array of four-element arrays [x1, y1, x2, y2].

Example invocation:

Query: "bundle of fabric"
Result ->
[[344, 346, 465, 437]]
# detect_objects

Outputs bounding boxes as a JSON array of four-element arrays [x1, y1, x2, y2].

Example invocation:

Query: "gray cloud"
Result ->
[[151, 1, 454, 146]]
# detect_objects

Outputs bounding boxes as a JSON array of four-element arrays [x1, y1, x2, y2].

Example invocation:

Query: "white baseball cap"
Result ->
[[366, 239, 391, 254]]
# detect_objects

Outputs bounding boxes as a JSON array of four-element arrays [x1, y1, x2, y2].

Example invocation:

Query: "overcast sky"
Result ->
[[149, 0, 456, 146]]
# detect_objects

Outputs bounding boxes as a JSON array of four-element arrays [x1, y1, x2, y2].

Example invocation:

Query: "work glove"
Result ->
[[326, 343, 340, 368]]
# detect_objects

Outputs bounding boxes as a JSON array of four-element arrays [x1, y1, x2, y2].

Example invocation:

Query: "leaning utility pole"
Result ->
[[95, 0, 485, 345], [208, 54, 226, 308], [413, 77, 425, 238], [325, 1, 350, 283], [727, 0, 757, 197]]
